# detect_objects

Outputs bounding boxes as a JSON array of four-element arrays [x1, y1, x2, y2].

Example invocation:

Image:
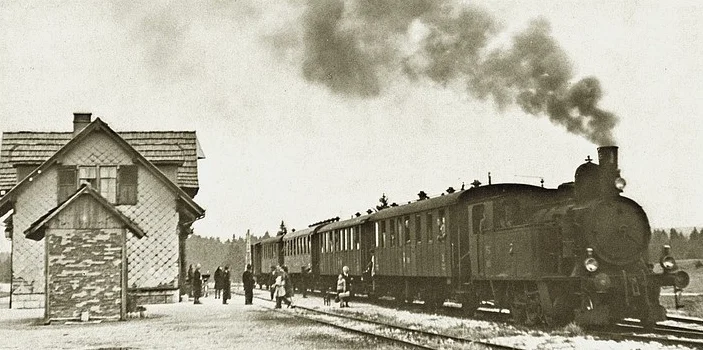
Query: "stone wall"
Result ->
[[47, 228, 124, 321]]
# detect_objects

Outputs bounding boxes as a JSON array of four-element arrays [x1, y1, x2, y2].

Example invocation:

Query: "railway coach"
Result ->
[[251, 235, 283, 289], [312, 215, 376, 294]]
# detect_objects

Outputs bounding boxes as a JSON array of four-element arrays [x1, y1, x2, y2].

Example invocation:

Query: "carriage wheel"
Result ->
[[545, 294, 576, 326], [462, 290, 480, 316]]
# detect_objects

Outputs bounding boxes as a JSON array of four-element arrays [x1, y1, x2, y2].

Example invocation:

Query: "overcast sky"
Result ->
[[1, 1, 702, 251]]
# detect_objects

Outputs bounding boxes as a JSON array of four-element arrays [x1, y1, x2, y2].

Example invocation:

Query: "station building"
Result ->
[[0, 113, 205, 312]]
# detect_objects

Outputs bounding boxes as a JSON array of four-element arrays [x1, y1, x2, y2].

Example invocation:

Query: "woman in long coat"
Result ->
[[222, 266, 231, 304]]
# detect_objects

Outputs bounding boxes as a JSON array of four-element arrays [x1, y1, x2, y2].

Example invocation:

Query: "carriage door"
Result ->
[[469, 203, 492, 278]]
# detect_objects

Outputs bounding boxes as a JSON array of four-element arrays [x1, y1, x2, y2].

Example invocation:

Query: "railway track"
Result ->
[[242, 290, 524, 350], [244, 286, 703, 349], [587, 318, 703, 348]]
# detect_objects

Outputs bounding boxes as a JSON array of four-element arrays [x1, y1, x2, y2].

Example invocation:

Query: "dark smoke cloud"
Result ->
[[293, 0, 618, 145]]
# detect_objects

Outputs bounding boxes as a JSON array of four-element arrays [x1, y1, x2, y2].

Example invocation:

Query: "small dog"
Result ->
[[323, 290, 333, 306]]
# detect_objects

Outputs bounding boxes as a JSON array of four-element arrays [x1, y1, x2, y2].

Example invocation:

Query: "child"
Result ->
[[336, 274, 348, 308]]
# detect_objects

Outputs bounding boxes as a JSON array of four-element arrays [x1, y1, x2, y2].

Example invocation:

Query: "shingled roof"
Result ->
[[0, 131, 204, 194]]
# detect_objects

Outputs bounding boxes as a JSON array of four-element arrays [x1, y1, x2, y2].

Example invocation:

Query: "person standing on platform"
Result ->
[[243, 264, 255, 305], [269, 265, 277, 300], [222, 266, 231, 305], [193, 264, 203, 304], [214, 266, 223, 299]]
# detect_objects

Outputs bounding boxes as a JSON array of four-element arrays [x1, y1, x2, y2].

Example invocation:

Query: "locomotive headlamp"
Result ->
[[614, 177, 626, 191], [584, 257, 599, 272], [661, 256, 677, 271], [584, 248, 598, 272], [660, 244, 677, 271]]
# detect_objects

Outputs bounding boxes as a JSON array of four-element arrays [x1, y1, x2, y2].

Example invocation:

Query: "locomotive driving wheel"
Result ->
[[511, 289, 544, 325]]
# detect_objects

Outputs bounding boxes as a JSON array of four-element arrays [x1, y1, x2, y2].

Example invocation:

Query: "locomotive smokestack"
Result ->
[[597, 146, 618, 171], [597, 146, 621, 196]]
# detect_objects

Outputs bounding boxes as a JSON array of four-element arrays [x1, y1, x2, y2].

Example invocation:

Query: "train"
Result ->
[[251, 146, 689, 326]]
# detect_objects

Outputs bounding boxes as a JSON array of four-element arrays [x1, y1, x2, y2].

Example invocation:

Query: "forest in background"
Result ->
[[0, 227, 701, 284]]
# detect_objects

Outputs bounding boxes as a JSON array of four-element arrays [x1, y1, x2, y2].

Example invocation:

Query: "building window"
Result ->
[[57, 164, 137, 205], [99, 166, 117, 203], [78, 166, 98, 187], [117, 165, 138, 205], [57, 166, 77, 203]]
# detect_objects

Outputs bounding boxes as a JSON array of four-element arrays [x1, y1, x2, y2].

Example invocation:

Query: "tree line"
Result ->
[[649, 227, 703, 261]]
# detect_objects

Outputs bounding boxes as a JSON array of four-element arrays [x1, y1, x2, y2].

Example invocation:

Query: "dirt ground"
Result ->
[[0, 292, 404, 350]]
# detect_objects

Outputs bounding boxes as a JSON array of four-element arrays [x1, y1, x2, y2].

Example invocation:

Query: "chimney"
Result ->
[[597, 146, 620, 196], [73, 112, 92, 136]]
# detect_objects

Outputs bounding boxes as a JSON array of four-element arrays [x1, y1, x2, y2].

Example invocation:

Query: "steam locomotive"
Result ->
[[251, 146, 688, 326]]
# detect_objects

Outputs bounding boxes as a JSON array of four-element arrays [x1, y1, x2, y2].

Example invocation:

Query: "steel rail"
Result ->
[[242, 290, 523, 350]]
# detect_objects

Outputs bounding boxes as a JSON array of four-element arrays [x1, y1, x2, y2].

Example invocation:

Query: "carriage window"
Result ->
[[344, 228, 349, 251], [472, 204, 485, 234], [415, 214, 422, 243], [437, 209, 446, 240], [346, 228, 351, 251], [335, 230, 342, 252], [380, 221, 386, 248], [375, 223, 380, 247], [397, 218, 403, 246], [426, 212, 433, 243], [354, 227, 360, 250], [404, 216, 411, 244], [390, 218, 396, 247]]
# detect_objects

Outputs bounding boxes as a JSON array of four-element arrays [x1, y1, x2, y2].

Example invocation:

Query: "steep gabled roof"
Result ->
[[0, 130, 204, 193], [0, 118, 205, 220], [25, 185, 147, 241]]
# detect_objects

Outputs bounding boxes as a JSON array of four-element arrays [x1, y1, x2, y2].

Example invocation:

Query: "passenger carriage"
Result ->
[[281, 225, 324, 290], [252, 235, 284, 289], [313, 215, 375, 294]]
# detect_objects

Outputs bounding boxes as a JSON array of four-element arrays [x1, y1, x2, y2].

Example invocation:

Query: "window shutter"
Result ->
[[57, 166, 77, 204], [117, 165, 138, 205]]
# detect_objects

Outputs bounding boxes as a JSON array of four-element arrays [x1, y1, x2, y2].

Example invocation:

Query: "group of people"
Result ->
[[213, 266, 232, 304], [268, 265, 295, 308], [187, 262, 355, 308], [186, 263, 232, 305]]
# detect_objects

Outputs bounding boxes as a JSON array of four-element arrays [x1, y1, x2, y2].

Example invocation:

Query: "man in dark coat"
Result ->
[[243, 264, 255, 305], [193, 264, 202, 304], [214, 266, 223, 299], [222, 266, 231, 304]]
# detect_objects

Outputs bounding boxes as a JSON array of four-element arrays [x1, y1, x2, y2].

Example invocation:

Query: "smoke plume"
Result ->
[[295, 0, 618, 145]]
